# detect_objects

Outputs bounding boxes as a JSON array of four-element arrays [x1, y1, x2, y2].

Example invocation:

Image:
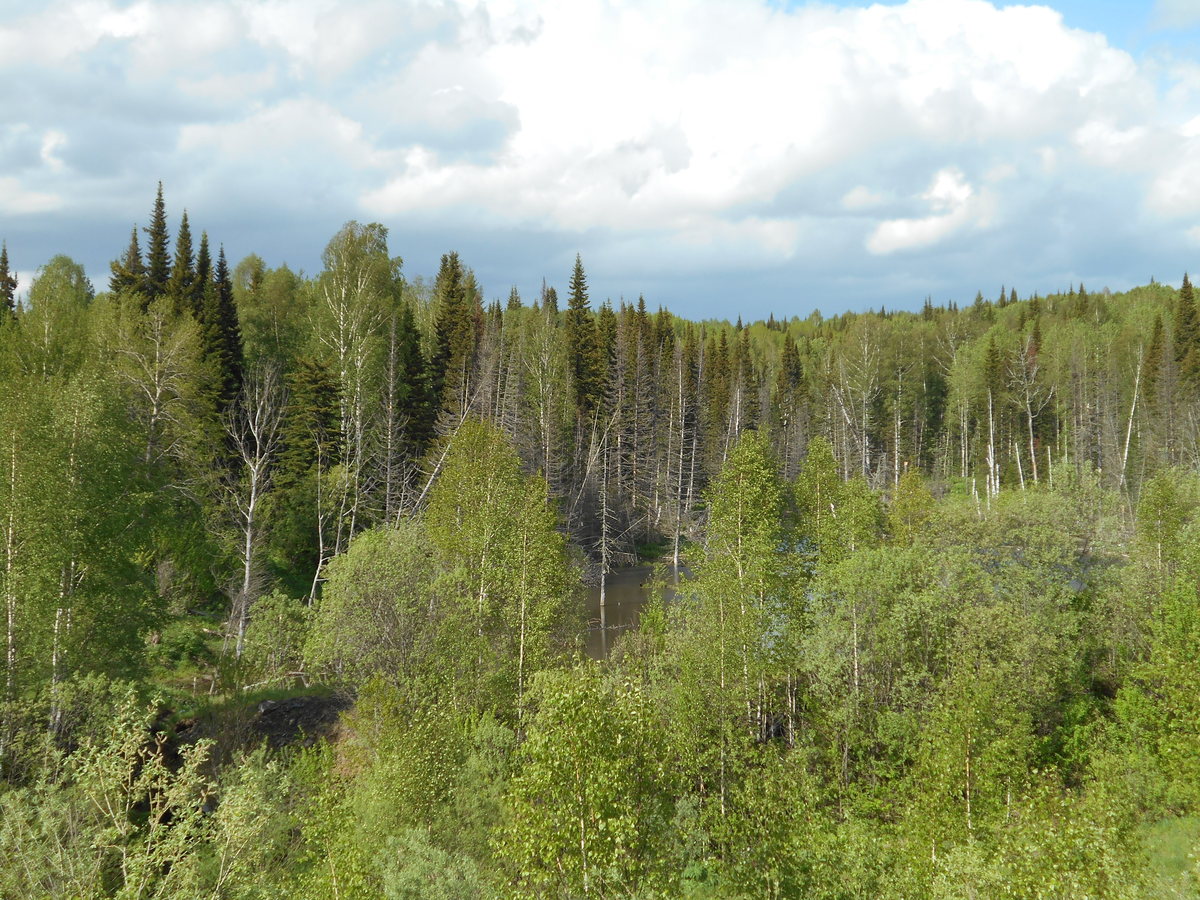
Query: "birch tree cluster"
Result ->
[[0, 190, 1199, 896]]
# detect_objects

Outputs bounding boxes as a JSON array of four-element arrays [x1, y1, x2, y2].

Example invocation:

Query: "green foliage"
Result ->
[[6, 217, 1200, 897], [1174, 273, 1200, 387], [243, 590, 309, 685], [0, 687, 214, 899], [378, 829, 493, 900], [168, 209, 197, 315], [19, 254, 94, 378], [431, 250, 478, 412], [888, 469, 935, 545], [564, 253, 602, 416], [143, 182, 171, 303], [1117, 522, 1200, 812], [423, 419, 577, 714], [1136, 468, 1197, 569], [305, 522, 437, 686], [928, 777, 1145, 898], [1142, 816, 1200, 897], [0, 243, 14, 319], [200, 246, 244, 414], [0, 373, 158, 700], [109, 227, 146, 298], [497, 665, 677, 896], [795, 434, 843, 566]]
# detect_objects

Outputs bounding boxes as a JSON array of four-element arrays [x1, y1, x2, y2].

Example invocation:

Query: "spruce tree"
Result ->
[[272, 356, 341, 594], [0, 242, 16, 318], [206, 247, 244, 413], [507, 286, 522, 312], [393, 300, 434, 452], [1175, 273, 1200, 388], [167, 210, 195, 316], [596, 299, 617, 388], [278, 357, 340, 485], [736, 326, 760, 426], [564, 254, 601, 416], [143, 182, 170, 303], [194, 232, 212, 314], [431, 251, 477, 411], [776, 337, 802, 398], [635, 295, 650, 341], [108, 227, 146, 297], [1143, 314, 1164, 404], [654, 306, 672, 350]]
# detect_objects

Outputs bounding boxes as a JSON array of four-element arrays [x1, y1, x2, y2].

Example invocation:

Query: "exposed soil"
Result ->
[[173, 690, 354, 767]]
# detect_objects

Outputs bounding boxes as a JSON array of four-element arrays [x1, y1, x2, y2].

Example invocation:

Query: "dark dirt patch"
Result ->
[[251, 693, 354, 750], [174, 691, 354, 767]]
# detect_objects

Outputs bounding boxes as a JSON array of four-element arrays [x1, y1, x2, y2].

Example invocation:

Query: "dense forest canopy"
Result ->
[[1, 189, 1200, 897]]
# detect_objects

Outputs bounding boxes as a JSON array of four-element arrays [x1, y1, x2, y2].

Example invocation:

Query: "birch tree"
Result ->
[[221, 364, 286, 659]]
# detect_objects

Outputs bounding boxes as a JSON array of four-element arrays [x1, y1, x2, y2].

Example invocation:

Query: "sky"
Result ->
[[1, 0, 1198, 321]]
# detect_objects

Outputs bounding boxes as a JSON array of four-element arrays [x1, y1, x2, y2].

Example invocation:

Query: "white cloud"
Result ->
[[354, 0, 1155, 251], [1149, 153, 1200, 217], [0, 178, 62, 215], [40, 130, 67, 171], [1074, 120, 1151, 168], [842, 186, 887, 211], [2, 0, 1200, 315], [1154, 0, 1200, 29], [867, 168, 991, 254], [1188, 224, 1200, 245], [177, 98, 398, 171]]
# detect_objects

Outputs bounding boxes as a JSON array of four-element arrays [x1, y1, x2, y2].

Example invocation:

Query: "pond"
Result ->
[[583, 565, 686, 659]]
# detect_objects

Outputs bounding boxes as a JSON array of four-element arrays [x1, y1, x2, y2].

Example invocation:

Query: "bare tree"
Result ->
[[1008, 332, 1054, 485], [222, 364, 286, 659]]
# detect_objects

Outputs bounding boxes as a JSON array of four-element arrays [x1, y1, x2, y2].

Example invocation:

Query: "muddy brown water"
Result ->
[[583, 565, 685, 659]]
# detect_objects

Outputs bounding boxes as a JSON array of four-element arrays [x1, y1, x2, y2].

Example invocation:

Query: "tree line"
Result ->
[[0, 187, 1198, 896]]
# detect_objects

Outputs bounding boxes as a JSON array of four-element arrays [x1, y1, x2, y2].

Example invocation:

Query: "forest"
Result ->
[[1, 185, 1199, 897]]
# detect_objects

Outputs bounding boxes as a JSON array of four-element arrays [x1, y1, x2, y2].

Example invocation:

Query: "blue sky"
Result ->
[[1, 0, 1198, 320]]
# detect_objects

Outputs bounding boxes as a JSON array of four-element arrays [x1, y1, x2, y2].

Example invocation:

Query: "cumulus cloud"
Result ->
[[1149, 154, 1200, 217], [867, 169, 991, 254], [356, 0, 1153, 244], [0, 0, 1198, 316]]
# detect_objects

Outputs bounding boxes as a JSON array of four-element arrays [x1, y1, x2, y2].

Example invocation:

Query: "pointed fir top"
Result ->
[[196, 231, 212, 281], [0, 241, 17, 316], [168, 209, 196, 314], [568, 253, 589, 311], [144, 182, 170, 301], [109, 226, 146, 296]]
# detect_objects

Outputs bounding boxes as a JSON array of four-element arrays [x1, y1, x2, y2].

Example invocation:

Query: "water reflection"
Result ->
[[584, 565, 684, 659]]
